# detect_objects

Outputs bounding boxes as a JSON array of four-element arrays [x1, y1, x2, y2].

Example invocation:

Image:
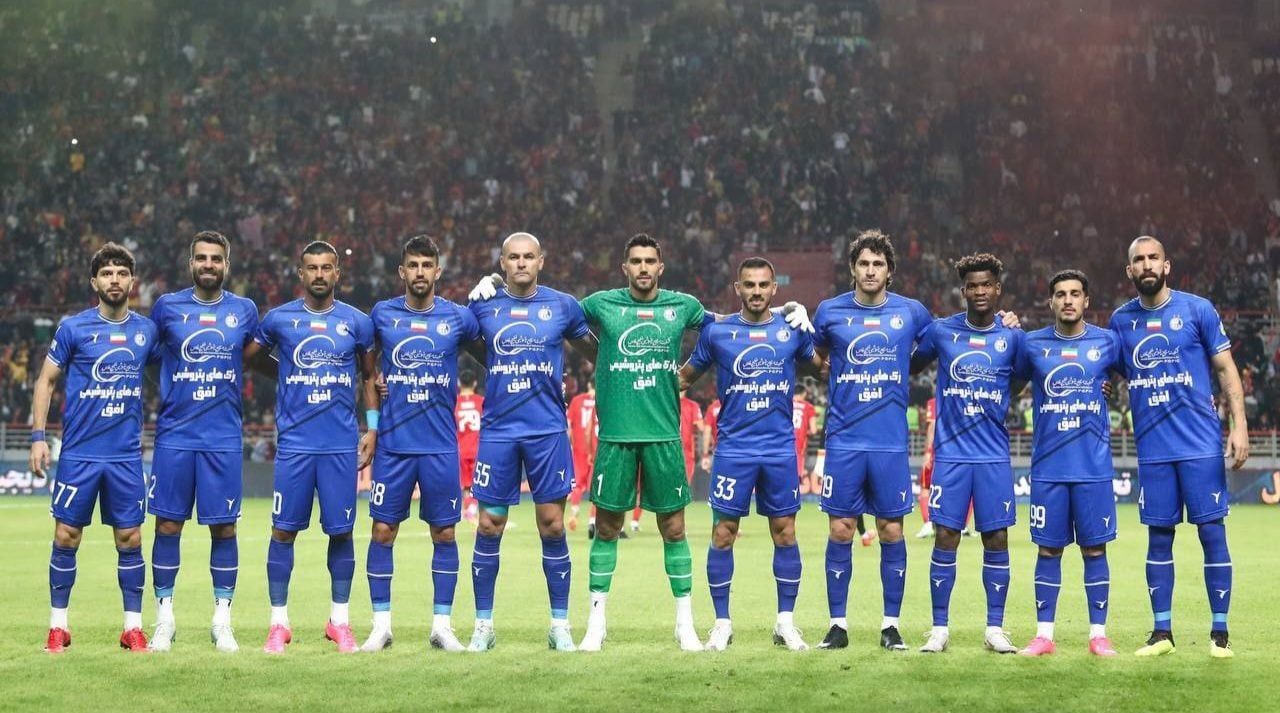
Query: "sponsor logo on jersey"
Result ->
[[292, 335, 345, 368], [1132, 334, 1180, 369], [616, 322, 672, 356], [949, 350, 1000, 383], [390, 336, 445, 369], [92, 348, 142, 383], [493, 321, 547, 355], [732, 343, 786, 378], [1044, 362, 1094, 397], [845, 331, 897, 365], [181, 328, 234, 363]]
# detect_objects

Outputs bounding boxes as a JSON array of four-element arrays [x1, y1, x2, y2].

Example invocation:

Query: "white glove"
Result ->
[[781, 301, 814, 333], [468, 273, 505, 302]]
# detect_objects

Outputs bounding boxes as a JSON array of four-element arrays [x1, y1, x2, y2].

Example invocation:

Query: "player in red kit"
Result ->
[[701, 398, 721, 472], [567, 378, 598, 535], [792, 387, 817, 477], [455, 369, 483, 524]]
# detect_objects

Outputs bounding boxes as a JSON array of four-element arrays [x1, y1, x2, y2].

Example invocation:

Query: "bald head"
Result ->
[[1127, 235, 1165, 263], [502, 232, 542, 255], [500, 231, 545, 294]]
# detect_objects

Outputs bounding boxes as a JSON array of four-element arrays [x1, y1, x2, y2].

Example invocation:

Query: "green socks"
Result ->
[[589, 536, 618, 593], [663, 539, 693, 597]]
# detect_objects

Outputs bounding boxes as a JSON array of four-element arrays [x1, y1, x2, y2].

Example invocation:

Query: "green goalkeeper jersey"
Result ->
[[580, 288, 706, 442]]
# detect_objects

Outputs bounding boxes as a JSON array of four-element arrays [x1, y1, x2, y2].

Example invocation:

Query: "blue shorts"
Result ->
[[370, 449, 462, 527], [50, 458, 146, 529], [928, 461, 1016, 533], [820, 449, 913, 519], [148, 446, 242, 525], [1137, 457, 1229, 527], [272, 451, 357, 535], [1029, 480, 1117, 548], [708, 452, 800, 518], [472, 432, 573, 506]]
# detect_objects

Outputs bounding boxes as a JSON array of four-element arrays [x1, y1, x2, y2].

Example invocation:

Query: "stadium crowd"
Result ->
[[2, 0, 1277, 435]]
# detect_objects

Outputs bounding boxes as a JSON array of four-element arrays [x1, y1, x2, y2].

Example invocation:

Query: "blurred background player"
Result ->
[[464, 232, 597, 653], [912, 253, 1024, 654], [567, 376, 599, 536], [1110, 236, 1248, 658], [916, 398, 937, 539], [455, 369, 483, 525], [1013, 270, 1124, 657], [681, 257, 822, 652], [31, 243, 157, 653], [146, 231, 259, 653], [360, 235, 481, 653], [247, 240, 376, 654]]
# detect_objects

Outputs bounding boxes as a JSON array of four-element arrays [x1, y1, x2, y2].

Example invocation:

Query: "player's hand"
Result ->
[[468, 273, 506, 302], [700, 455, 711, 472], [1101, 380, 1114, 399], [29, 441, 50, 477], [997, 310, 1021, 329], [376, 374, 389, 401], [922, 451, 933, 471], [1226, 427, 1249, 470], [780, 301, 814, 333], [358, 430, 377, 470]]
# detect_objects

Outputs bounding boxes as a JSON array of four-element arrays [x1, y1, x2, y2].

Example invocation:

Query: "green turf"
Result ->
[[0, 497, 1274, 712]]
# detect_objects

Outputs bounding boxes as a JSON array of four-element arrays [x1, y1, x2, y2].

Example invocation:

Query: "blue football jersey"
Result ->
[[1108, 290, 1231, 464], [254, 299, 374, 454], [470, 287, 590, 440], [1014, 324, 1124, 482], [47, 309, 158, 462], [688, 314, 815, 458], [151, 288, 260, 452], [914, 313, 1024, 463], [371, 296, 481, 455], [812, 291, 933, 452]]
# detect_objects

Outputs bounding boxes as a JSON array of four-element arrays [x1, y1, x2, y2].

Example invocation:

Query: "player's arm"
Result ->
[[241, 340, 278, 380], [1211, 348, 1249, 469], [677, 362, 706, 392], [921, 412, 936, 471], [29, 358, 64, 477], [463, 337, 487, 365], [357, 349, 379, 470], [568, 331, 599, 364]]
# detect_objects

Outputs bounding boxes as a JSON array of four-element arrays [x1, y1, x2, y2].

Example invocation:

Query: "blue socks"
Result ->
[[982, 549, 1011, 627], [1146, 526, 1176, 631], [929, 547, 957, 626], [774, 544, 802, 613], [1034, 553, 1062, 624], [880, 539, 907, 618], [151, 532, 181, 599], [825, 538, 853, 619], [1083, 552, 1109, 627], [210, 535, 238, 602], [1198, 520, 1232, 632], [432, 540, 459, 616], [541, 535, 571, 619], [367, 541, 393, 612], [472, 533, 502, 619], [707, 545, 734, 619], [266, 538, 295, 607], [117, 547, 145, 614], [327, 537, 355, 604], [49, 544, 78, 609]]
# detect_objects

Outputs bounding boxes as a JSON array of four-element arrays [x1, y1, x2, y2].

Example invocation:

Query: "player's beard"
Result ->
[[407, 280, 433, 299], [308, 280, 335, 300], [192, 267, 225, 292], [96, 286, 128, 309], [1132, 271, 1165, 297]]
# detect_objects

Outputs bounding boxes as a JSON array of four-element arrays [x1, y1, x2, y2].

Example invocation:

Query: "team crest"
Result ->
[[1086, 347, 1102, 362], [225, 314, 238, 328], [538, 307, 553, 321], [890, 315, 904, 330], [336, 322, 349, 336], [1169, 316, 1183, 331], [777, 328, 791, 342], [664, 308, 677, 322], [994, 337, 1008, 353], [437, 321, 451, 336], [134, 333, 146, 346]]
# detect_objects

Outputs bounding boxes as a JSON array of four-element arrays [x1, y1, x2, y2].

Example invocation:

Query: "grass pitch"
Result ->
[[0, 497, 1275, 712]]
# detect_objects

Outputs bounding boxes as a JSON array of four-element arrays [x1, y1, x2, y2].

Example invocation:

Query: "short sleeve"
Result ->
[[562, 293, 590, 339], [911, 300, 934, 343], [682, 293, 706, 330], [579, 292, 600, 323], [796, 329, 816, 361], [811, 301, 831, 350], [1012, 337, 1032, 381], [1109, 330, 1128, 376], [47, 319, 74, 367], [458, 304, 481, 343], [254, 310, 276, 349], [239, 301, 261, 347], [688, 327, 715, 372], [355, 312, 375, 353], [913, 322, 938, 363], [145, 319, 162, 365], [150, 297, 170, 341], [1197, 299, 1231, 354]]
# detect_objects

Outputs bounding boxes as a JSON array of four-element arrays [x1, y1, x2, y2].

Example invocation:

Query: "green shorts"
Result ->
[[591, 440, 691, 514]]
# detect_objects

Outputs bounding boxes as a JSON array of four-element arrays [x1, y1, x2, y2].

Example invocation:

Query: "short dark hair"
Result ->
[[1048, 269, 1089, 296], [737, 256, 775, 277], [954, 253, 1004, 281], [403, 234, 440, 262], [848, 229, 896, 274], [624, 233, 662, 261], [90, 242, 136, 277], [459, 368, 477, 388], [190, 230, 230, 260], [301, 240, 339, 264]]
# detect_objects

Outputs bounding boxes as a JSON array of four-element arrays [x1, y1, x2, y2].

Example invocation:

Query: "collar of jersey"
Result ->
[[852, 293, 888, 309], [735, 312, 776, 326], [501, 286, 540, 301], [1052, 328, 1087, 341], [302, 302, 336, 316], [963, 317, 996, 332], [1137, 292, 1173, 311], [401, 297, 436, 314], [191, 289, 225, 306], [95, 311, 130, 325]]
